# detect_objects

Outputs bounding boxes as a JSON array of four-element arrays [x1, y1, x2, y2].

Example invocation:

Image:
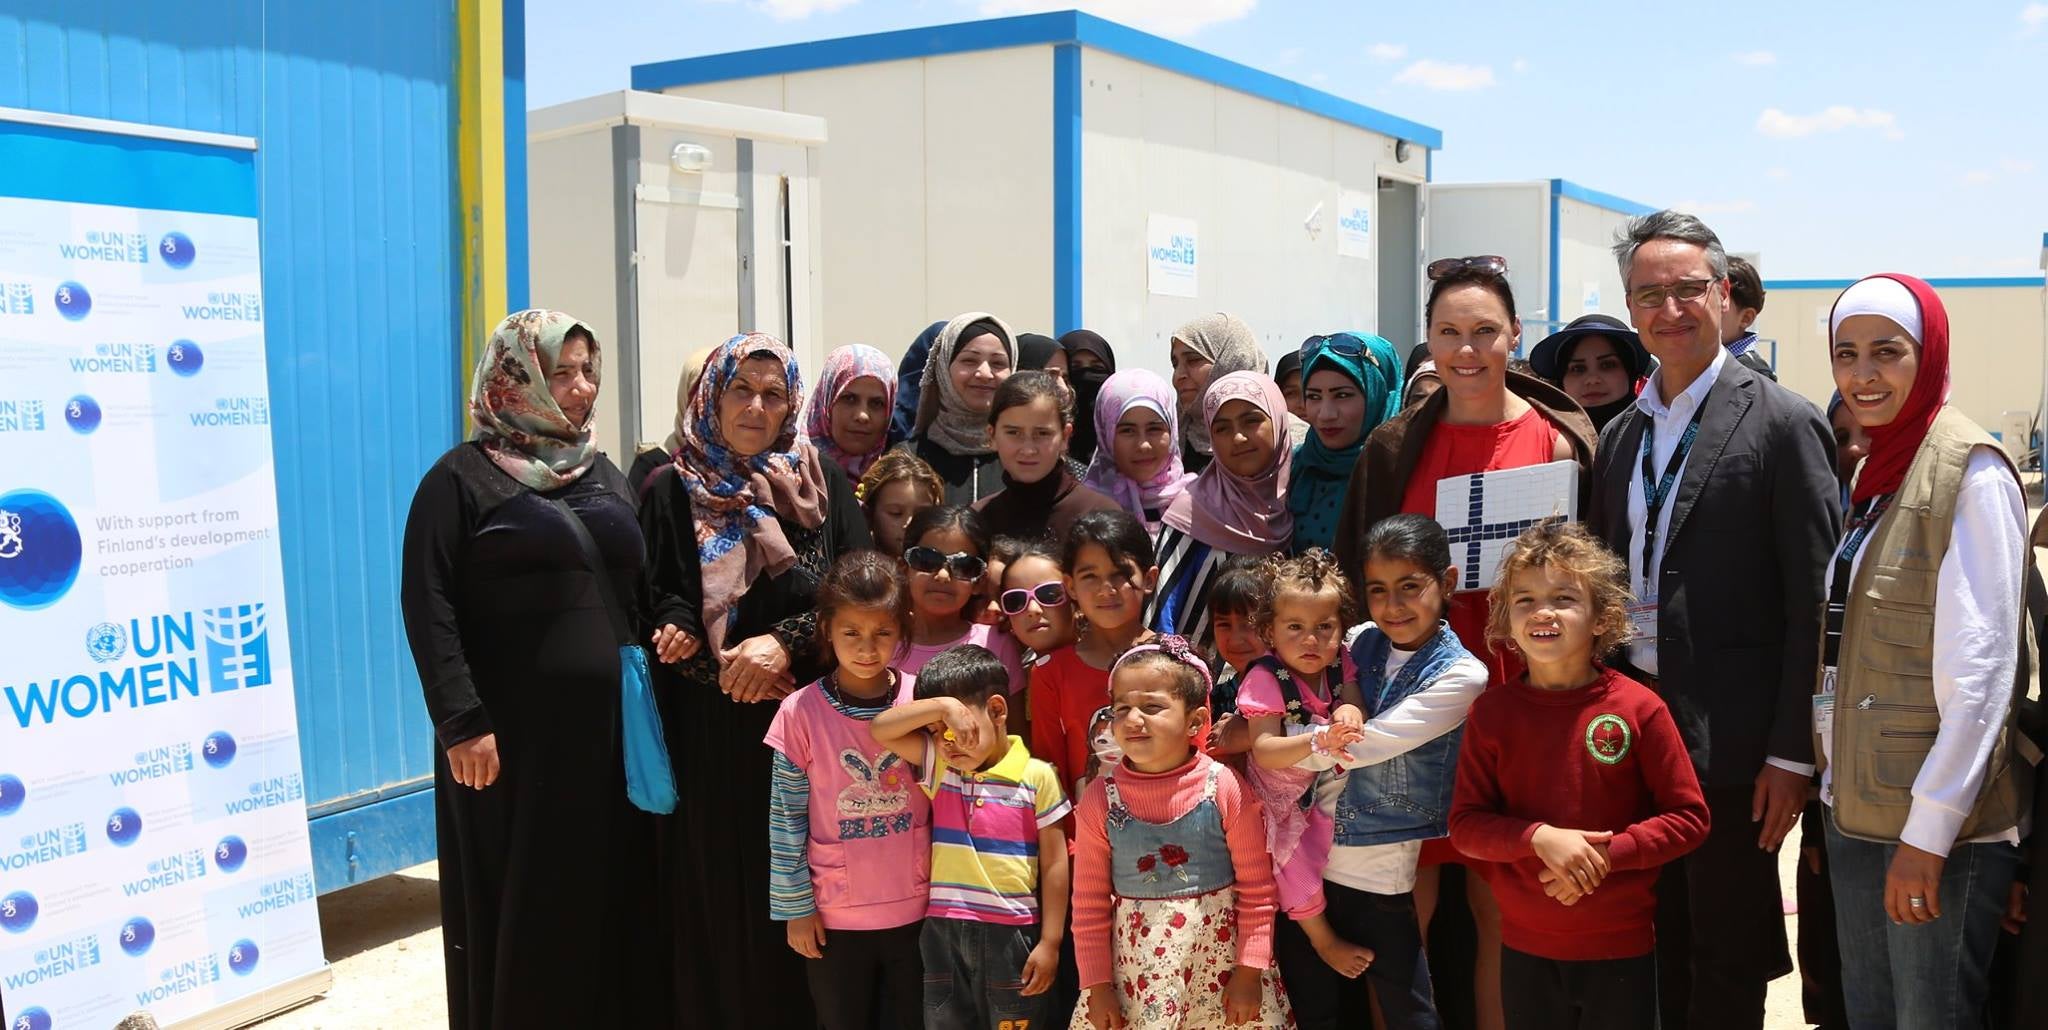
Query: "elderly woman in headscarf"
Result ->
[[1059, 328, 1117, 463], [638, 332, 870, 1030], [905, 311, 1018, 503], [401, 310, 680, 1028], [1145, 371, 1294, 652], [1816, 274, 2029, 1030], [799, 343, 897, 481], [1527, 313, 1652, 431], [1082, 368, 1194, 534], [1287, 332, 1402, 553], [1169, 313, 1270, 474]]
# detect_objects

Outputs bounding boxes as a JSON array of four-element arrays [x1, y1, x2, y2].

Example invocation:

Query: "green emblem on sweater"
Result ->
[[1584, 713, 1632, 765]]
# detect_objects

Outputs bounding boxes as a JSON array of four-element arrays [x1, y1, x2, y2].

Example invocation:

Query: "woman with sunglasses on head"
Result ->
[[973, 370, 1122, 546], [1332, 256, 1597, 1030], [638, 331, 872, 1029], [1287, 332, 1403, 553], [891, 504, 1026, 688]]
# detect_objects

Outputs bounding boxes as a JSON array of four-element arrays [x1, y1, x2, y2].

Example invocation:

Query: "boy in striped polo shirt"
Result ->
[[874, 644, 1072, 1030]]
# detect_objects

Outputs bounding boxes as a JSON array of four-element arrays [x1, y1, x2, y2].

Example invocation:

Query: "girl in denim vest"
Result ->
[[1285, 516, 1489, 1030]]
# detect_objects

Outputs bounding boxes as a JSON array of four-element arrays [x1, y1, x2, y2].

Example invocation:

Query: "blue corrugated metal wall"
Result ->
[[0, 1, 460, 888]]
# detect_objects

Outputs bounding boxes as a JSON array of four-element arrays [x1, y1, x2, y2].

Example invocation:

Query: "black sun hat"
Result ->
[[1528, 314, 1650, 384]]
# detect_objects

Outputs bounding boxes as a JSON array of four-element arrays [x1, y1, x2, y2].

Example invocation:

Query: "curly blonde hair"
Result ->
[[1253, 547, 1357, 638], [1484, 518, 1635, 659]]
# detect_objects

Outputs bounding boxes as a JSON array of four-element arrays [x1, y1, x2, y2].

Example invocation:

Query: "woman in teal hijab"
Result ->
[[1288, 332, 1402, 552]]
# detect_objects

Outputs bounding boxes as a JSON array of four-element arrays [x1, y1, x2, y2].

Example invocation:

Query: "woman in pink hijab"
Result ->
[[1141, 371, 1293, 652], [798, 343, 896, 480], [1080, 368, 1195, 534]]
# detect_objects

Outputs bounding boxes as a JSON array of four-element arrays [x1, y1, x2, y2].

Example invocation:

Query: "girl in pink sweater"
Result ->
[[1070, 636, 1292, 1029]]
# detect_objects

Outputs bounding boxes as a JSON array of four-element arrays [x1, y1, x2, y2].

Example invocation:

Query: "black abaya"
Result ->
[[400, 444, 671, 1029], [639, 460, 870, 1030]]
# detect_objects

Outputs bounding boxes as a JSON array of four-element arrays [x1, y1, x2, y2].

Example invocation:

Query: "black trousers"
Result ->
[[1500, 947, 1657, 1030], [1274, 880, 1440, 1030], [806, 921, 924, 1030], [1793, 803, 1849, 1030], [1653, 785, 1793, 1030]]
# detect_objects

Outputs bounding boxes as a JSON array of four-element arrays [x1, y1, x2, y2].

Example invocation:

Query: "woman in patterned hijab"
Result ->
[[469, 308, 601, 489], [670, 332, 828, 652]]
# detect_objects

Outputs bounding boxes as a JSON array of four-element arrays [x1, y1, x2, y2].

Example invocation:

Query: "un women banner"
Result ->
[[0, 117, 329, 1030]]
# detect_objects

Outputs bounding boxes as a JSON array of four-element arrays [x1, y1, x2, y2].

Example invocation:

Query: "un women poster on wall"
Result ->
[[0, 115, 328, 1030]]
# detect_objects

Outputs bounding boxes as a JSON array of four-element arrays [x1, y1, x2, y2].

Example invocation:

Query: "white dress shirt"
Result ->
[[1624, 345, 1728, 678]]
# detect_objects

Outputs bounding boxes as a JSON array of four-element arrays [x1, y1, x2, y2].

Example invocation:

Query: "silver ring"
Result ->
[[1908, 896, 1926, 908]]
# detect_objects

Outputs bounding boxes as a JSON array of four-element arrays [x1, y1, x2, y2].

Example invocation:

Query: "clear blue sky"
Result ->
[[525, 0, 2048, 279]]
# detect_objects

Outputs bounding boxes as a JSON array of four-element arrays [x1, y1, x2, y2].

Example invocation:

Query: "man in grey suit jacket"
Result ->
[[1587, 211, 1842, 1030]]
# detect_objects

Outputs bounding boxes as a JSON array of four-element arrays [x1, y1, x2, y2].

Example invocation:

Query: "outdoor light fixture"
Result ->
[[670, 142, 713, 173]]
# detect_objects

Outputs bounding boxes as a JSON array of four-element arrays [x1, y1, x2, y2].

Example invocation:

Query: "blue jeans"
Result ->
[[919, 916, 1052, 1030], [1823, 809, 2021, 1030]]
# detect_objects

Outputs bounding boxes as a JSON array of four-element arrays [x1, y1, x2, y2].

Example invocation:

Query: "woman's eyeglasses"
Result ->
[[903, 546, 987, 581], [999, 581, 1068, 616], [1426, 255, 1508, 281]]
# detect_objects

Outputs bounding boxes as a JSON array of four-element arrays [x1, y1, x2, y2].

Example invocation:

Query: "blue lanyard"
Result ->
[[1822, 494, 1895, 669], [1637, 403, 1709, 578]]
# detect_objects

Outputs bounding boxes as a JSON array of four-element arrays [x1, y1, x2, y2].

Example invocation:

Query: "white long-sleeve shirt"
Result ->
[[1819, 446, 2026, 855], [1297, 630, 1490, 893]]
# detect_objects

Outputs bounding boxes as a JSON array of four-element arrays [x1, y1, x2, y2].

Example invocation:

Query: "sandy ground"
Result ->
[[251, 848, 1819, 1029]]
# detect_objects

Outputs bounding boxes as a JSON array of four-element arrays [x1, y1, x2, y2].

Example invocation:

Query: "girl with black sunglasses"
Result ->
[[890, 505, 1026, 693]]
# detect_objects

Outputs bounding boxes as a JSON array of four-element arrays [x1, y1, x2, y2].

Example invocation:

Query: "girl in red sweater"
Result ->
[[1072, 636, 1291, 1029], [1032, 509, 1160, 797], [1449, 520, 1707, 1030]]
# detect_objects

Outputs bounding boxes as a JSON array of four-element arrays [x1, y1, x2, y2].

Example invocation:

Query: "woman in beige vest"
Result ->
[[1818, 273, 2029, 1029]]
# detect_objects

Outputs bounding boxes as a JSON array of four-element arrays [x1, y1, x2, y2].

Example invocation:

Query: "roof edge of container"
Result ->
[[629, 9, 1444, 150], [1550, 178, 1656, 218], [1767, 275, 2047, 290], [527, 89, 829, 145]]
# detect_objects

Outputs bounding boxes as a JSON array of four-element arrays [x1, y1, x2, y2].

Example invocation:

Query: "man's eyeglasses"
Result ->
[[998, 581, 1068, 616], [1627, 278, 1718, 310], [1426, 255, 1508, 281], [903, 546, 986, 581]]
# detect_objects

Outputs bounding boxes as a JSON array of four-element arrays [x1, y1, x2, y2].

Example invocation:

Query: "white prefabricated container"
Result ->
[[631, 10, 1441, 373], [1423, 180, 1654, 348], [527, 89, 827, 458]]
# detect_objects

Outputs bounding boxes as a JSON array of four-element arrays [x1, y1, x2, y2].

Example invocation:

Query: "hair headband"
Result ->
[[1110, 634, 1214, 693]]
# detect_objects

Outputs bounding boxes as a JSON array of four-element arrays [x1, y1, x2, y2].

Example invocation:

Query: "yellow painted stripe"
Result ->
[[456, 0, 509, 420]]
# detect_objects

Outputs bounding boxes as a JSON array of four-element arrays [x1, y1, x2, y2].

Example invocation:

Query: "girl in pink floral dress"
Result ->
[[1069, 637, 1291, 1029]]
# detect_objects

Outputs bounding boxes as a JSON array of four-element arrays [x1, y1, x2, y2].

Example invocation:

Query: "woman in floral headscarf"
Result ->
[[799, 343, 897, 481], [401, 310, 681, 1028], [638, 332, 871, 1030]]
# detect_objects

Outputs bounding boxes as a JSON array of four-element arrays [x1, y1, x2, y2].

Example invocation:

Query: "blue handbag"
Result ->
[[547, 497, 679, 815]]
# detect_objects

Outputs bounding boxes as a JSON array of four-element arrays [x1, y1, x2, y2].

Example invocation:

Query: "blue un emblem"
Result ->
[[86, 621, 128, 663], [201, 604, 272, 693]]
